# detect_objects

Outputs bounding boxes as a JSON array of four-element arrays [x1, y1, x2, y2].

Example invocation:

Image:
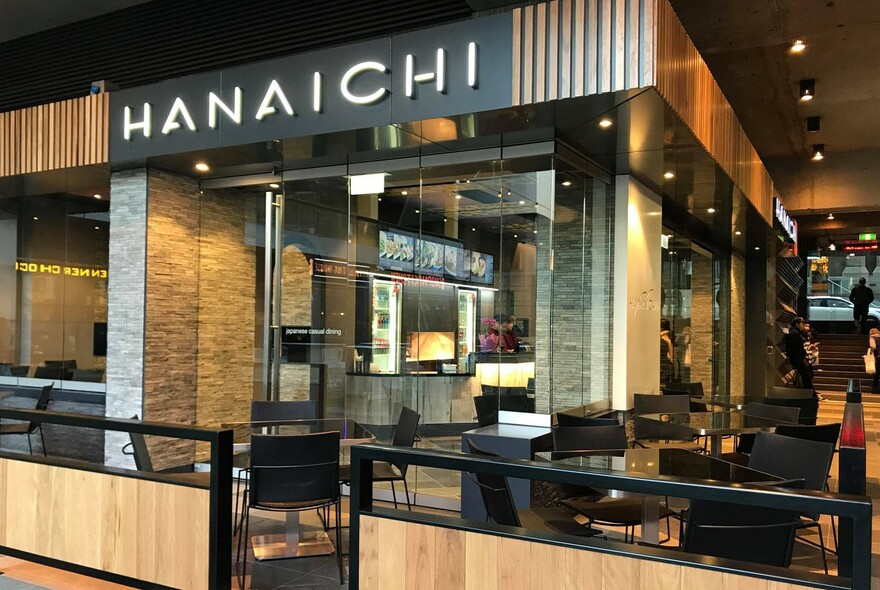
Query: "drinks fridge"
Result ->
[[371, 278, 401, 373], [457, 288, 477, 373]]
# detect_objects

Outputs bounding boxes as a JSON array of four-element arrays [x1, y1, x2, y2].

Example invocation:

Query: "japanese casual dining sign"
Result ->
[[109, 14, 513, 161]]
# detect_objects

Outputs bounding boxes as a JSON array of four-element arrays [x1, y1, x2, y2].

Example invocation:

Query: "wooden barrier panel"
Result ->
[[358, 515, 818, 590], [0, 93, 108, 177], [652, 0, 775, 223], [0, 457, 210, 590]]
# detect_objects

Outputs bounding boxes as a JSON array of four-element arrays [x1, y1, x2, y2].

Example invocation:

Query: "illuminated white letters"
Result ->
[[774, 197, 798, 243], [123, 103, 152, 140], [340, 62, 389, 105], [161, 97, 197, 135], [208, 88, 243, 128], [256, 79, 295, 120], [468, 42, 478, 88], [313, 72, 323, 113], [405, 49, 447, 98]]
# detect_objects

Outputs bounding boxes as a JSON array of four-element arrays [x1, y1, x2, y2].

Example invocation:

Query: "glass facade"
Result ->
[[0, 168, 110, 389]]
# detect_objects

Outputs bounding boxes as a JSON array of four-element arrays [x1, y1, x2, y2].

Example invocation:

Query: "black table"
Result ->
[[220, 418, 375, 561], [635, 411, 783, 458], [690, 395, 747, 411], [536, 448, 782, 543]]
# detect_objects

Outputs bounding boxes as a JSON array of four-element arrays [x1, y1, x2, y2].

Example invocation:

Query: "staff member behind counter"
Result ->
[[500, 315, 519, 352]]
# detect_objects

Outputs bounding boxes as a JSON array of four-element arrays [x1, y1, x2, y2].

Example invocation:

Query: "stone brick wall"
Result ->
[[105, 168, 148, 467], [279, 244, 311, 402], [534, 180, 615, 413], [689, 251, 714, 390], [730, 254, 746, 396], [143, 170, 201, 468]]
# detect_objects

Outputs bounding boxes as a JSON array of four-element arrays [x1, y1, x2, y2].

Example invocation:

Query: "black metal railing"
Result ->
[[349, 444, 872, 590], [0, 407, 233, 590]]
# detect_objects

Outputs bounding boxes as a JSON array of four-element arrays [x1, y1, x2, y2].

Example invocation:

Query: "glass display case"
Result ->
[[457, 288, 477, 373], [371, 279, 400, 373]]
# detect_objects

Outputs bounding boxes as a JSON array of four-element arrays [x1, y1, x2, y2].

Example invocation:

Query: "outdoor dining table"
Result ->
[[635, 411, 783, 458], [219, 418, 375, 561], [536, 448, 783, 544]]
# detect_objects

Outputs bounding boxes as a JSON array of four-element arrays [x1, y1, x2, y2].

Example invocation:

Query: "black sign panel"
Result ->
[[282, 326, 311, 363], [109, 13, 513, 161]]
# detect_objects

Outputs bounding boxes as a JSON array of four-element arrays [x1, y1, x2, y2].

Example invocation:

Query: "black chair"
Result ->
[[762, 396, 819, 425], [768, 386, 815, 399], [555, 413, 618, 428], [466, 440, 601, 538], [238, 432, 344, 584], [552, 425, 628, 452], [747, 432, 836, 573], [681, 489, 802, 567], [340, 406, 419, 510], [474, 395, 498, 427], [124, 415, 210, 484], [632, 393, 702, 451], [34, 366, 67, 380], [0, 384, 52, 455], [724, 402, 801, 461], [45, 359, 77, 369], [250, 400, 317, 422], [663, 383, 708, 413]]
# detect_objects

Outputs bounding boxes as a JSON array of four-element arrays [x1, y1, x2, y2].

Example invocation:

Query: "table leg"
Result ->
[[641, 497, 661, 544], [710, 435, 722, 458], [252, 510, 335, 560]]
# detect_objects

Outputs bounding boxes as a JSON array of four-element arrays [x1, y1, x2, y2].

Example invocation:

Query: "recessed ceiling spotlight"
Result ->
[[663, 171, 675, 179], [94, 226, 100, 230], [443, 217, 447, 222], [849, 252, 856, 257], [827, 212, 834, 220], [514, 234, 518, 238], [533, 229, 538, 234], [561, 180, 572, 187], [472, 227, 476, 232], [455, 194, 462, 200], [828, 242, 837, 251], [269, 183, 280, 189], [790, 38, 807, 53], [812, 144, 825, 161], [498, 192, 502, 198], [414, 209, 420, 213], [755, 247, 760, 251], [93, 194, 102, 199], [707, 207, 716, 213], [401, 190, 408, 195], [735, 230, 742, 236], [378, 197, 382, 201], [598, 118, 613, 128], [799, 79, 815, 102], [33, 216, 38, 220], [507, 191, 512, 196], [194, 162, 210, 172], [466, 179, 471, 183], [518, 200, 525, 205]]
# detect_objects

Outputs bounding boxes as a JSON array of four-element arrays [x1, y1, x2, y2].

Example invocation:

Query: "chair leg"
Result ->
[[240, 501, 250, 590], [335, 501, 344, 583], [402, 478, 412, 511], [817, 523, 829, 575], [27, 433, 33, 455], [831, 515, 838, 553], [390, 481, 398, 509], [39, 426, 47, 456]]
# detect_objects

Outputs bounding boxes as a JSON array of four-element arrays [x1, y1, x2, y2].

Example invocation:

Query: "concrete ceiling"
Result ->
[[669, 0, 880, 214], [0, 0, 152, 43]]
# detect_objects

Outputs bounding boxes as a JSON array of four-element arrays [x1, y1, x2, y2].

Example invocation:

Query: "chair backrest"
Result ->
[[127, 414, 154, 472], [743, 402, 800, 424], [250, 431, 340, 507], [768, 386, 814, 399], [552, 425, 628, 452], [26, 385, 53, 434], [633, 394, 690, 441], [250, 400, 317, 422], [555, 413, 618, 428], [500, 395, 535, 413], [760, 396, 818, 425], [34, 366, 66, 380], [466, 440, 521, 527], [747, 432, 834, 493], [390, 406, 420, 477], [774, 423, 841, 448], [663, 382, 704, 397], [45, 359, 77, 369], [683, 486, 802, 567], [474, 395, 499, 427]]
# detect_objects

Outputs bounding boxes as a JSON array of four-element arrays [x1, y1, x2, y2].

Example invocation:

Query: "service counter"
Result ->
[[473, 352, 535, 388]]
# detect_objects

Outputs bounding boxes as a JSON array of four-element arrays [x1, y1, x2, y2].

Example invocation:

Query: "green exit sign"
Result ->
[[859, 233, 877, 241]]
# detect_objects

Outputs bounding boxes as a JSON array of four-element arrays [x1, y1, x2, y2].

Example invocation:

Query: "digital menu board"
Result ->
[[444, 244, 469, 280], [416, 239, 445, 277], [468, 251, 494, 285], [378, 230, 415, 273]]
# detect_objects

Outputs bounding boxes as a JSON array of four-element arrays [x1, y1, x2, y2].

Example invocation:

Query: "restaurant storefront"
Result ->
[[0, 0, 780, 507]]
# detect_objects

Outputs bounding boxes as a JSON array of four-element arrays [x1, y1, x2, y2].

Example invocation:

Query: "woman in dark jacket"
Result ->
[[784, 317, 812, 388]]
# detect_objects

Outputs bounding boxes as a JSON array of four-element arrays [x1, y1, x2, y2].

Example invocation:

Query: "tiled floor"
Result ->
[[2, 399, 879, 589]]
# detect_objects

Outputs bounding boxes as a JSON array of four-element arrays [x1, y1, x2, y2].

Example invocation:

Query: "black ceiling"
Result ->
[[0, 0, 473, 113]]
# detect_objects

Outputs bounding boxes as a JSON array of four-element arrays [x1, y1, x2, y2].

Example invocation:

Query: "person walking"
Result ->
[[849, 277, 875, 334], [660, 318, 675, 384], [784, 317, 813, 389], [870, 328, 880, 390]]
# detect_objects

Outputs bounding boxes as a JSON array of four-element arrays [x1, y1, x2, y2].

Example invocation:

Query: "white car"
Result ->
[[807, 295, 880, 326]]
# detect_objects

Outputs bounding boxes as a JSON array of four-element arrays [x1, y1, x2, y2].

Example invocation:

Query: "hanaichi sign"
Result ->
[[109, 14, 513, 161]]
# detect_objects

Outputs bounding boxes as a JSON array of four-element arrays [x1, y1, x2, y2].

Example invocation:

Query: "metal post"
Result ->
[[271, 192, 284, 402], [262, 191, 273, 402]]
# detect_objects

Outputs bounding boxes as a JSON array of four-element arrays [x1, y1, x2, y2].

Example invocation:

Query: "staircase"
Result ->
[[813, 334, 878, 393]]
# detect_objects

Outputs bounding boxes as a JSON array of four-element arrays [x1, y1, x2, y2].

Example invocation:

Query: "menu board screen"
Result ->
[[469, 251, 494, 285], [444, 245, 469, 280], [378, 230, 415, 273], [416, 240, 445, 276]]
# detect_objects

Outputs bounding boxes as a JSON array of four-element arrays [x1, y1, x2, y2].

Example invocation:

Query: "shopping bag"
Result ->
[[864, 349, 876, 375]]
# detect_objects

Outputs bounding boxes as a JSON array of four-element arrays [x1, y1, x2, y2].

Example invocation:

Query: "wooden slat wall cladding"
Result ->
[[512, 0, 655, 106], [652, 0, 774, 222], [358, 516, 818, 590], [0, 457, 210, 590], [0, 93, 108, 178]]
